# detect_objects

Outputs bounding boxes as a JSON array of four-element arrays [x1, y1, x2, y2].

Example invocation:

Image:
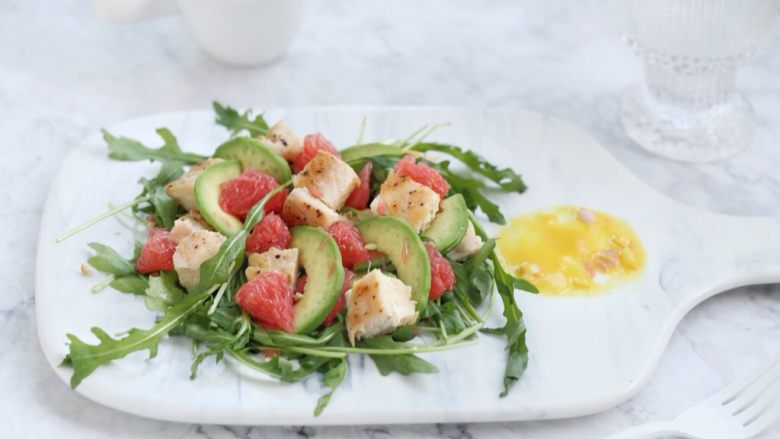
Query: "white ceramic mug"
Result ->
[[92, 0, 306, 66]]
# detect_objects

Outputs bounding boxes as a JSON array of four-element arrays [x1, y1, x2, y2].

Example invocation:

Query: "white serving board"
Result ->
[[36, 107, 780, 425]]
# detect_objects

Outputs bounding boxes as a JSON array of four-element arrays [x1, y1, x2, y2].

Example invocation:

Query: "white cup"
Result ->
[[93, 0, 306, 66]]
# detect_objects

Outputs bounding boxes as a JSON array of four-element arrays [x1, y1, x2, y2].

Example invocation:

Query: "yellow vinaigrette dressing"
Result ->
[[497, 206, 645, 295]]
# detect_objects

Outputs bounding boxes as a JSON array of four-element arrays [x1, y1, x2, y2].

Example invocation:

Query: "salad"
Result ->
[[59, 103, 537, 415]]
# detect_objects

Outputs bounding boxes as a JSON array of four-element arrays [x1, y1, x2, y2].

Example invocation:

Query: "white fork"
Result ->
[[604, 355, 780, 439]]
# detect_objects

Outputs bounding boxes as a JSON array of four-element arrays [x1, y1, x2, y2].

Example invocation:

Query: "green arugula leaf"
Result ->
[[512, 277, 539, 294], [390, 325, 417, 342], [62, 288, 214, 388], [450, 259, 493, 307], [426, 160, 506, 224], [132, 157, 185, 229], [340, 142, 406, 165], [213, 101, 269, 137], [467, 238, 496, 276], [102, 128, 205, 165], [144, 272, 185, 311], [87, 242, 136, 276], [144, 185, 179, 229], [170, 311, 212, 342], [252, 323, 344, 348], [491, 253, 530, 396], [479, 327, 505, 335], [190, 314, 252, 379], [411, 142, 527, 193], [227, 346, 334, 383], [361, 337, 439, 376], [191, 230, 248, 294], [109, 275, 148, 295], [444, 239, 496, 307], [314, 359, 347, 416], [465, 214, 535, 396], [438, 301, 468, 335]]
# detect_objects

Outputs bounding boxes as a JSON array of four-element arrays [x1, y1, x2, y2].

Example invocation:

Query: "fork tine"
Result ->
[[719, 355, 780, 405], [745, 401, 780, 433], [738, 381, 780, 426], [741, 387, 780, 430], [729, 360, 780, 415]]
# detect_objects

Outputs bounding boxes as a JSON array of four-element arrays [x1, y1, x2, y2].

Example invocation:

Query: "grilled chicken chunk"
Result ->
[[282, 187, 340, 228], [376, 171, 440, 232], [172, 229, 226, 290], [245, 247, 300, 289], [257, 121, 304, 161], [293, 151, 360, 210], [164, 158, 222, 211], [345, 269, 418, 345], [169, 211, 211, 244], [447, 221, 483, 261]]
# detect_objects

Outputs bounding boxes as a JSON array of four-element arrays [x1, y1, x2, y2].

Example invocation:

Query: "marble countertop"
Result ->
[[2, 0, 779, 437]]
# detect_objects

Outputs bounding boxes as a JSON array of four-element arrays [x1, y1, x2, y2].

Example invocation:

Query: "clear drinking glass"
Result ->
[[621, 0, 780, 162]]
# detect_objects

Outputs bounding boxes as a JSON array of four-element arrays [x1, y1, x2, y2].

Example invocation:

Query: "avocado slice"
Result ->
[[339, 142, 405, 164], [356, 216, 431, 312], [291, 226, 345, 334], [194, 160, 243, 236], [213, 137, 292, 183], [421, 194, 469, 253]]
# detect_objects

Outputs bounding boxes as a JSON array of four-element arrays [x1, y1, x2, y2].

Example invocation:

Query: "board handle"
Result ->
[[705, 214, 780, 289]]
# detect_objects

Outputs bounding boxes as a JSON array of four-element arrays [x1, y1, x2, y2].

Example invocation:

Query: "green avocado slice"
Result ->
[[356, 216, 431, 312], [291, 226, 345, 334], [421, 194, 469, 253], [213, 137, 291, 183], [193, 160, 243, 236]]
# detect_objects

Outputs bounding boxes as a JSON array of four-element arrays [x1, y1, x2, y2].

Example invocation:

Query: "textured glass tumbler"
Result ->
[[621, 0, 780, 162]]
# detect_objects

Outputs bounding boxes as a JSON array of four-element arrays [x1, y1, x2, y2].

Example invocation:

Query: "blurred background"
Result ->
[[2, 0, 779, 437]]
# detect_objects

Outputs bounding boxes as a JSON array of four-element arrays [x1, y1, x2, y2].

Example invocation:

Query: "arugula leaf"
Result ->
[[340, 143, 405, 165], [87, 242, 136, 276], [443, 239, 496, 307], [465, 214, 535, 395], [411, 142, 527, 193], [170, 311, 212, 342], [190, 314, 252, 379], [62, 288, 214, 388], [103, 129, 199, 228], [130, 158, 185, 229], [252, 323, 344, 348], [438, 301, 469, 335], [450, 258, 493, 308], [390, 325, 417, 342], [102, 128, 205, 165], [491, 253, 530, 396], [227, 346, 333, 383], [191, 230, 248, 294], [144, 272, 185, 311], [479, 327, 505, 335], [426, 160, 506, 224], [109, 275, 148, 295], [144, 185, 179, 229], [314, 359, 347, 416], [369, 352, 439, 376], [213, 101, 269, 137], [467, 238, 496, 276], [361, 337, 438, 376]]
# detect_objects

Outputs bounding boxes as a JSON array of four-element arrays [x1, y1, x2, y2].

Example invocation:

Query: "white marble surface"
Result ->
[[2, 0, 779, 437]]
